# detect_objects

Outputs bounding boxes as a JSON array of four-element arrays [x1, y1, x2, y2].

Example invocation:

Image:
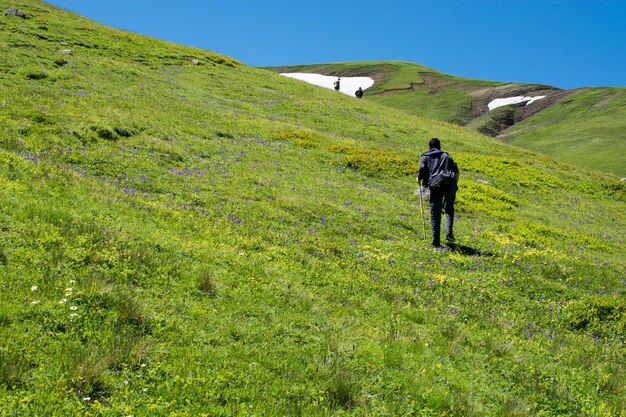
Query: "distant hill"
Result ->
[[267, 61, 625, 177]]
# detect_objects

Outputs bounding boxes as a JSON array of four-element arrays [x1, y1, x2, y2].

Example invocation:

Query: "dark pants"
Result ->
[[429, 186, 456, 246]]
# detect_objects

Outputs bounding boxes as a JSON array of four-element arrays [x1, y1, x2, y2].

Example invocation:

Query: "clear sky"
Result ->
[[46, 0, 626, 89]]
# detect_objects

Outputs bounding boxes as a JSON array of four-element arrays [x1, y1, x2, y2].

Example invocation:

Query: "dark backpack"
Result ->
[[427, 153, 456, 191]]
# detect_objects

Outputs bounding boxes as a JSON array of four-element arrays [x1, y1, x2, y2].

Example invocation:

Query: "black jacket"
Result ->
[[418, 149, 459, 185]]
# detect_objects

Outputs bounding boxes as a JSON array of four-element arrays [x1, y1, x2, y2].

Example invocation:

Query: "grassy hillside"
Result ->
[[270, 61, 626, 177], [267, 61, 501, 125], [498, 88, 626, 177], [1, 1, 625, 416]]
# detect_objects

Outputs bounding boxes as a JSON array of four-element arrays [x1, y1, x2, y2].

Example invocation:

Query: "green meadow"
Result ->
[[1, 1, 625, 416], [498, 87, 626, 178]]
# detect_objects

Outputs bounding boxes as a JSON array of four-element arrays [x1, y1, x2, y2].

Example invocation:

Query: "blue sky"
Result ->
[[47, 0, 625, 89]]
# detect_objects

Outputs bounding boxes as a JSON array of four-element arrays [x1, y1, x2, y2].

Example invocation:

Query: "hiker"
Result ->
[[355, 87, 363, 98], [334, 77, 340, 91], [417, 138, 460, 247]]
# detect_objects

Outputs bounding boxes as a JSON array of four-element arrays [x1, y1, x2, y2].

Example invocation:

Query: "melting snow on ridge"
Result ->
[[488, 96, 546, 111], [280, 73, 375, 96]]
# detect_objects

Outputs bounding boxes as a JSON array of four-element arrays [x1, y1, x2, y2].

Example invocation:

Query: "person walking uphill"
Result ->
[[417, 138, 460, 247]]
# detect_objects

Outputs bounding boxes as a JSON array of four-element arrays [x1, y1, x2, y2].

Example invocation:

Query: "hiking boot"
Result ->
[[445, 235, 455, 243]]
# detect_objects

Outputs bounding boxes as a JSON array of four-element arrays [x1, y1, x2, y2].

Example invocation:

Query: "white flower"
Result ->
[[70, 306, 78, 311], [31, 300, 40, 305], [65, 288, 73, 293], [69, 280, 76, 284], [70, 313, 78, 318], [83, 397, 91, 401], [31, 285, 38, 291], [59, 298, 67, 304]]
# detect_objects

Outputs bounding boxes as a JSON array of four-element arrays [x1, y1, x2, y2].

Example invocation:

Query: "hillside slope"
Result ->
[[1, 2, 625, 416], [497, 87, 626, 177], [269, 61, 625, 177]]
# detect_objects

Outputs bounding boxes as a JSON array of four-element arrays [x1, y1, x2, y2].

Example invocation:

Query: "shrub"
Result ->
[[26, 72, 48, 80], [66, 348, 111, 399], [0, 350, 29, 389], [276, 128, 319, 148], [328, 143, 416, 176], [327, 365, 359, 409], [196, 272, 217, 296], [116, 294, 149, 331]]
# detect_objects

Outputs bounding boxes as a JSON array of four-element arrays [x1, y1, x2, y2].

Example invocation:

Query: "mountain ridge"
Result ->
[[266, 61, 625, 176]]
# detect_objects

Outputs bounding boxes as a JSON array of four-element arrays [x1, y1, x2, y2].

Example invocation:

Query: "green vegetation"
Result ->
[[371, 88, 475, 125], [268, 61, 497, 124], [468, 105, 515, 137], [499, 88, 626, 177], [265, 60, 437, 94], [1, 1, 625, 415], [270, 62, 626, 176]]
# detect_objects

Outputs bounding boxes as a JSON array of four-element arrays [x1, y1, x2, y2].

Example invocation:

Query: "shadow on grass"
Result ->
[[443, 243, 493, 257]]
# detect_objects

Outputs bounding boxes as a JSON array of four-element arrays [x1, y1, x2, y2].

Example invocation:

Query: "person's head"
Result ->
[[428, 137, 441, 150]]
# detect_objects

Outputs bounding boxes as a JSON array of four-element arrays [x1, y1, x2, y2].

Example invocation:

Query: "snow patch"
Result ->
[[280, 73, 375, 97], [488, 96, 546, 111]]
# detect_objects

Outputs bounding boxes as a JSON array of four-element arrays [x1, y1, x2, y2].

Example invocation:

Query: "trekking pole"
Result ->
[[418, 181, 427, 240]]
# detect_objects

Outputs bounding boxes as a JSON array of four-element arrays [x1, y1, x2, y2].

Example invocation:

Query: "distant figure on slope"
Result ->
[[417, 138, 460, 247], [334, 77, 341, 91], [355, 87, 364, 98]]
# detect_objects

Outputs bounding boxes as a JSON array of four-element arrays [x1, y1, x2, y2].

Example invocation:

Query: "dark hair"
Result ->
[[428, 138, 441, 150]]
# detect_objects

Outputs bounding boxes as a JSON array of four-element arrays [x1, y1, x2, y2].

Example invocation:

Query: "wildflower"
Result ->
[[69, 280, 76, 285], [70, 313, 78, 318], [31, 285, 39, 291], [31, 300, 40, 305], [59, 298, 67, 304], [83, 397, 91, 401], [70, 306, 78, 311], [65, 288, 73, 292]]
